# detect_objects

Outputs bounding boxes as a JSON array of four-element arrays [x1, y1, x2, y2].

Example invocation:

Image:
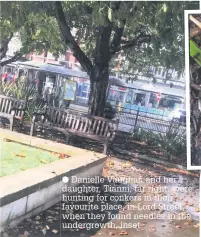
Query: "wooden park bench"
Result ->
[[0, 95, 26, 131], [30, 106, 119, 154]]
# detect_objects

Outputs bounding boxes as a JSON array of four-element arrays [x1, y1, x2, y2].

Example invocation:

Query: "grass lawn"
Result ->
[[0, 138, 68, 177]]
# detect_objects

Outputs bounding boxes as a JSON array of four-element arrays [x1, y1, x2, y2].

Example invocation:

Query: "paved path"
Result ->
[[2, 157, 199, 237]]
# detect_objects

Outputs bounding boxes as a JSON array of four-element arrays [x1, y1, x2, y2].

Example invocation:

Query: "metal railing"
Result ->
[[115, 107, 186, 134], [70, 100, 186, 134]]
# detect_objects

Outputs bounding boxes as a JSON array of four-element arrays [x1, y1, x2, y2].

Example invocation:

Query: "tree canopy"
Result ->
[[0, 1, 65, 66], [0, 1, 198, 70], [0, 1, 199, 115]]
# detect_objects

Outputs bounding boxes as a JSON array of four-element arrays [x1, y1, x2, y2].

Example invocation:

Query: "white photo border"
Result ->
[[185, 10, 201, 170]]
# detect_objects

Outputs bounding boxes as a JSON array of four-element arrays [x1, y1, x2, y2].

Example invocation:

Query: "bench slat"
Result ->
[[64, 113, 69, 128], [92, 119, 98, 133], [53, 110, 58, 126], [95, 120, 101, 135], [68, 114, 73, 128], [56, 111, 61, 127], [83, 117, 89, 132], [1, 98, 6, 113], [100, 121, 105, 135], [79, 117, 85, 131], [60, 112, 65, 127], [5, 99, 10, 113], [72, 115, 77, 129], [104, 123, 109, 137], [75, 117, 80, 130]]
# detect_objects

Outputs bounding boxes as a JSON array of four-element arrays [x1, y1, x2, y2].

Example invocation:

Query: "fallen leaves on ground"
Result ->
[[156, 165, 199, 177], [149, 225, 156, 232], [58, 153, 68, 159], [119, 231, 128, 235], [121, 161, 132, 168], [193, 223, 200, 228], [175, 225, 182, 229], [106, 160, 115, 168], [194, 207, 200, 212]]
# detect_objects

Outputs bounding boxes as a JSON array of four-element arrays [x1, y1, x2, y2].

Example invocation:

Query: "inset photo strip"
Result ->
[[186, 10, 201, 168], [0, 1, 200, 237]]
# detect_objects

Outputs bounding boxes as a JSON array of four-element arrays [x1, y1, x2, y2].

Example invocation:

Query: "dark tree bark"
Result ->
[[89, 65, 109, 116], [88, 18, 113, 115], [54, 1, 150, 117], [0, 33, 24, 68], [55, 1, 93, 75], [0, 34, 23, 68], [0, 52, 22, 68], [0, 33, 14, 60], [44, 49, 48, 62]]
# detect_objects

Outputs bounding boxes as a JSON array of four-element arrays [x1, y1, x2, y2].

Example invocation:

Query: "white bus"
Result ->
[[1, 61, 185, 120], [107, 80, 185, 120]]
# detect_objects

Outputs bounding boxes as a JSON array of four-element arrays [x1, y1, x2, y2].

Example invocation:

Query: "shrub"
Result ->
[[130, 121, 186, 161], [157, 121, 186, 160], [0, 78, 45, 121]]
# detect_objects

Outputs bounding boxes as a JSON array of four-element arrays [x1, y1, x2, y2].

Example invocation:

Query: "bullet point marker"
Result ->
[[62, 176, 69, 183]]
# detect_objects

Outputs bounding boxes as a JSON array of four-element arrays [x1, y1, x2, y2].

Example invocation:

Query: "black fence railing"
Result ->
[[116, 108, 186, 134], [70, 101, 186, 134]]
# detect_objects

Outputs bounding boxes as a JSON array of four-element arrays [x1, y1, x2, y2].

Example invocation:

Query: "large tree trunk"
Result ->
[[89, 64, 109, 116], [54, 2, 127, 117]]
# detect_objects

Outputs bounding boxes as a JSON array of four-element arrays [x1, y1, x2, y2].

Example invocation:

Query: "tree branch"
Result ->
[[115, 33, 151, 52], [54, 1, 93, 75], [190, 15, 201, 30], [110, 19, 126, 55], [0, 52, 22, 67], [0, 33, 14, 60], [190, 26, 201, 38], [191, 83, 201, 92]]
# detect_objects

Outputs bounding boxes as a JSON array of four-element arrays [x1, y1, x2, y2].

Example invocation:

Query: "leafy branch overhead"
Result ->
[[0, 1, 199, 115], [1, 1, 197, 71]]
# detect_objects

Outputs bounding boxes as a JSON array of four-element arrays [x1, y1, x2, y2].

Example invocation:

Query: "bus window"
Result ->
[[81, 83, 90, 98], [116, 91, 125, 105], [108, 89, 117, 102], [158, 96, 182, 110], [133, 92, 146, 106], [149, 92, 158, 108], [125, 90, 133, 103]]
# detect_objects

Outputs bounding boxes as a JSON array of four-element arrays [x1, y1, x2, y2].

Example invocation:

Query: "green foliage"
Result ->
[[130, 127, 159, 147], [157, 121, 186, 160], [1, 1, 199, 71], [0, 78, 34, 100], [0, 78, 45, 121], [116, 1, 199, 73], [130, 121, 186, 161], [0, 1, 66, 60], [190, 39, 201, 67], [19, 12, 67, 58]]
